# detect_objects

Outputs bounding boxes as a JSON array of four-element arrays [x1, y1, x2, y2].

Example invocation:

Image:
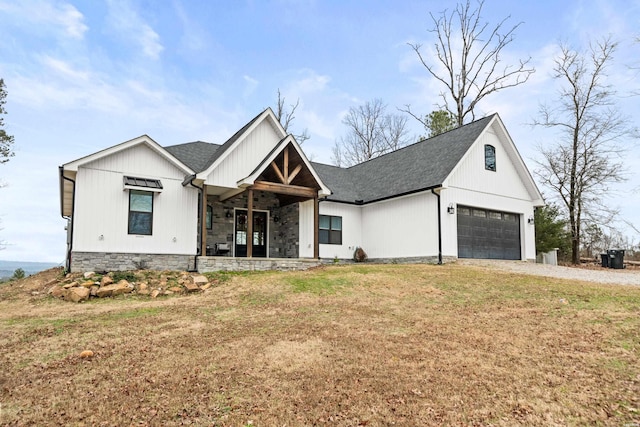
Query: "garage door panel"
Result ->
[[457, 206, 521, 260]]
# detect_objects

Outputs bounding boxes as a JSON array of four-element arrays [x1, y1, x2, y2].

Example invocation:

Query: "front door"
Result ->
[[234, 210, 268, 257]]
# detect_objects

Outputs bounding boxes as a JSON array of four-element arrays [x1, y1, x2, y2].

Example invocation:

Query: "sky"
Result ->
[[0, 0, 639, 263]]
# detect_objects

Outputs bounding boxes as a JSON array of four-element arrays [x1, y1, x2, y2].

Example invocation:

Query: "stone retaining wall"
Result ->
[[71, 252, 195, 272], [197, 256, 320, 272]]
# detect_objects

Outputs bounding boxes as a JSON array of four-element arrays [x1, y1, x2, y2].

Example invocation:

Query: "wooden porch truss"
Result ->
[[201, 145, 320, 259]]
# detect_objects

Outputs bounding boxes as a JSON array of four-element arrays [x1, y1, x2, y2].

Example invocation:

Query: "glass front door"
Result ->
[[234, 210, 267, 257]]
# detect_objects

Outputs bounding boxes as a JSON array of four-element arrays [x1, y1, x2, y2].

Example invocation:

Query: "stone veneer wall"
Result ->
[[71, 252, 195, 272], [205, 191, 299, 258], [197, 256, 320, 272], [321, 255, 459, 265]]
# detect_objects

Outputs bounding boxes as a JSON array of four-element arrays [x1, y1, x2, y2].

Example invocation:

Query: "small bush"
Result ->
[[353, 247, 367, 263]]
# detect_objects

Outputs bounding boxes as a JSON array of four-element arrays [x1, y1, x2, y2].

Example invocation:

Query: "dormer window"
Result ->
[[485, 145, 496, 171]]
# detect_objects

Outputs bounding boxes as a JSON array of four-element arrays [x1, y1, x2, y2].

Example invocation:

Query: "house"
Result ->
[[59, 108, 543, 273]]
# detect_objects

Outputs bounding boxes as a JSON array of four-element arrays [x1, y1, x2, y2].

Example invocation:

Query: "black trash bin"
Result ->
[[600, 253, 609, 268], [607, 249, 625, 269]]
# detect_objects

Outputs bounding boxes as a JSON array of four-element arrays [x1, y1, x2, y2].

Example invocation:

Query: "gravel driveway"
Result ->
[[458, 259, 640, 287]]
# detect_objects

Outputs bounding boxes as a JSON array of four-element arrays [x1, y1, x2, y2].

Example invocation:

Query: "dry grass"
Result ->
[[0, 264, 639, 426]]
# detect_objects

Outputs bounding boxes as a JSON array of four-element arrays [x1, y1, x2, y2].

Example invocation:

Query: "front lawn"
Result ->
[[0, 264, 638, 425]]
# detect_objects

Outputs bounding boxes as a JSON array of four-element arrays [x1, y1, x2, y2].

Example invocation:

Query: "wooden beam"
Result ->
[[201, 184, 207, 256], [247, 188, 253, 258], [252, 180, 317, 198], [270, 161, 286, 184], [219, 188, 244, 202], [313, 196, 319, 259], [284, 146, 289, 183], [287, 164, 302, 184]]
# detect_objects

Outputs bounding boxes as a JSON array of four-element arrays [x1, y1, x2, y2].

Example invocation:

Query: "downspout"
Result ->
[[431, 188, 443, 265], [59, 166, 76, 273], [185, 174, 202, 272]]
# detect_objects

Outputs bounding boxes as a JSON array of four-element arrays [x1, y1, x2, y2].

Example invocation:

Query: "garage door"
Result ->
[[457, 206, 521, 260]]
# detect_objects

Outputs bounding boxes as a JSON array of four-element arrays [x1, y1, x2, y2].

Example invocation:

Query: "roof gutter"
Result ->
[[431, 188, 443, 265], [184, 174, 202, 272], [59, 166, 76, 273], [323, 184, 442, 206]]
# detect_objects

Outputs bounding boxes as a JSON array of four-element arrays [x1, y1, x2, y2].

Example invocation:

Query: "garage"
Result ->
[[457, 206, 521, 260]]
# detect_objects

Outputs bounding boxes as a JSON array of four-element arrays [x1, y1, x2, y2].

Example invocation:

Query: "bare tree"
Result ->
[[402, 0, 534, 127], [274, 89, 310, 144], [533, 37, 637, 264], [331, 99, 410, 167]]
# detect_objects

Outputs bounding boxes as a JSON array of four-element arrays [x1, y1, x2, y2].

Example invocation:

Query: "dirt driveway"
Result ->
[[458, 259, 640, 286]]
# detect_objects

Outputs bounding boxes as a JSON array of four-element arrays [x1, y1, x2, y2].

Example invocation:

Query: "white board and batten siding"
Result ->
[[362, 193, 438, 259], [206, 120, 282, 188], [73, 144, 198, 255], [300, 194, 439, 260], [442, 127, 539, 261]]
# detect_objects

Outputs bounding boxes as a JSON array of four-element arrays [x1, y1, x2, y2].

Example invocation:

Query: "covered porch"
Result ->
[[195, 142, 325, 264]]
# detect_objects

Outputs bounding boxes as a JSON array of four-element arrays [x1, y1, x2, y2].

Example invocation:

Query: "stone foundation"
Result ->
[[197, 256, 320, 272], [71, 252, 195, 272], [322, 256, 458, 265]]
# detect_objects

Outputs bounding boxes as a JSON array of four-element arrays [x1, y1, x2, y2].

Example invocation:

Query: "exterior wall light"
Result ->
[[447, 203, 455, 214], [528, 215, 535, 225]]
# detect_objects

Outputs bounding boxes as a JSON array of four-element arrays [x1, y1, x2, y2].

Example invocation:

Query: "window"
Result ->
[[485, 144, 496, 171], [128, 190, 153, 235], [206, 205, 213, 230], [319, 215, 342, 245]]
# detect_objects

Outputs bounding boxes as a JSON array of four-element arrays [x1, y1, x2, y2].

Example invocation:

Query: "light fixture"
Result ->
[[447, 203, 455, 214], [273, 215, 280, 223], [225, 209, 232, 218], [528, 215, 535, 225]]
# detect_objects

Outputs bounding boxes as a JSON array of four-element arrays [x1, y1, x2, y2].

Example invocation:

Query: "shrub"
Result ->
[[353, 247, 367, 263]]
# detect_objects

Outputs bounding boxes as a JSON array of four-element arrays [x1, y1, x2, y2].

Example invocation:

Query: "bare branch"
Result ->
[[532, 37, 638, 264], [406, 0, 535, 127]]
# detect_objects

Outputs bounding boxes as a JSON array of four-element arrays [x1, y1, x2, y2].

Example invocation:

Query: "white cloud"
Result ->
[[243, 75, 259, 98], [106, 0, 164, 60], [0, 0, 88, 40]]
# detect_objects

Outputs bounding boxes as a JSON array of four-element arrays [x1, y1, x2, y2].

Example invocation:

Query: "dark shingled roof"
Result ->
[[313, 114, 496, 204], [164, 141, 221, 173], [164, 110, 495, 203]]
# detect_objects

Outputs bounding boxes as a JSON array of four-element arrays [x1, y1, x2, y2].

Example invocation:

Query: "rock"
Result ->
[[138, 282, 148, 291], [31, 291, 40, 296], [66, 286, 90, 303], [80, 280, 95, 288], [48, 285, 65, 298], [100, 276, 113, 286], [79, 350, 94, 359], [164, 290, 174, 295], [63, 282, 77, 289], [90, 285, 99, 297], [83, 272, 95, 279], [112, 280, 133, 296], [137, 289, 149, 296], [151, 289, 161, 298], [169, 286, 183, 293], [201, 283, 211, 290], [184, 282, 200, 293], [97, 280, 133, 297], [191, 275, 209, 286]]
